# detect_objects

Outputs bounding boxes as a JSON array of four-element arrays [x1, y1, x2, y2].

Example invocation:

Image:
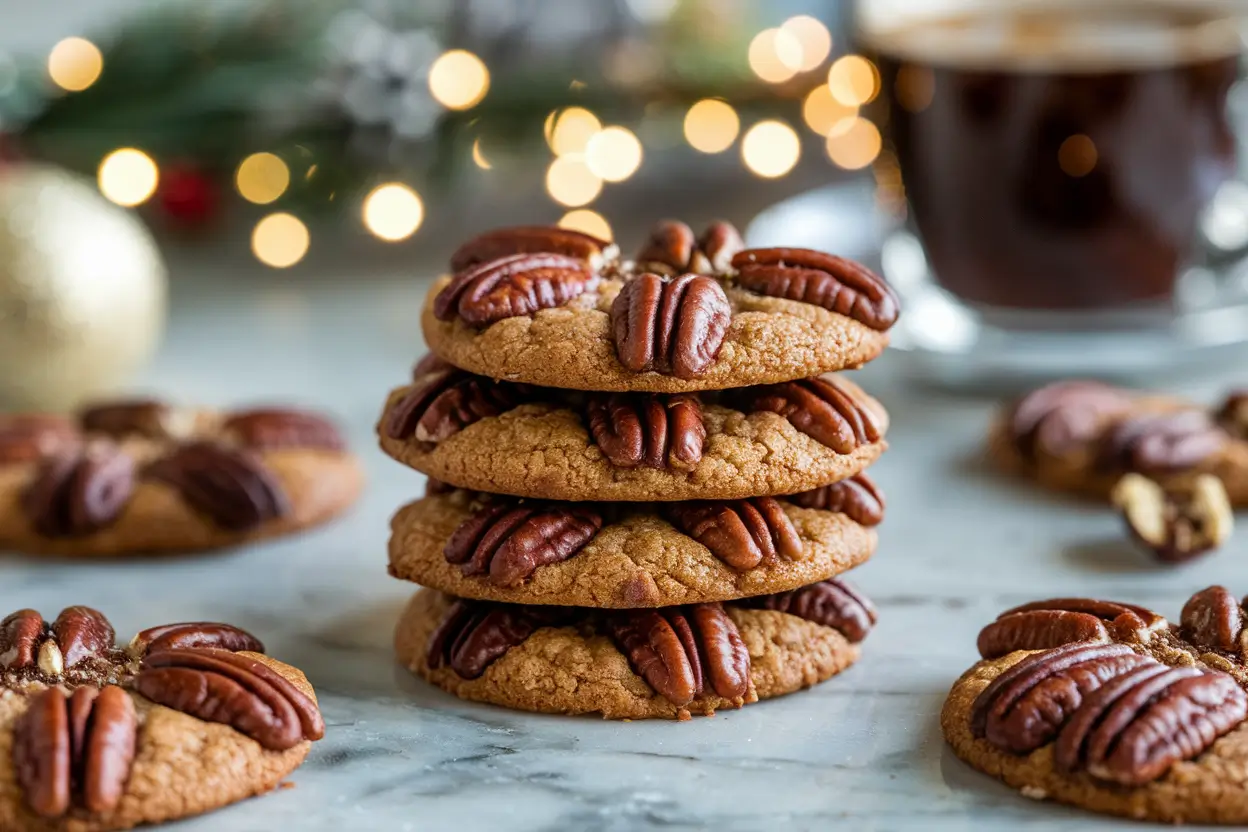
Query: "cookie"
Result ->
[[378, 360, 889, 501], [987, 380, 1248, 504], [422, 220, 897, 393], [0, 605, 323, 831], [941, 588, 1248, 824], [388, 483, 881, 607], [0, 399, 363, 556], [395, 578, 875, 719]]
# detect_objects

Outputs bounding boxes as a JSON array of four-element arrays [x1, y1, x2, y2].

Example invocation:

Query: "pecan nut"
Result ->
[[694, 221, 745, 274], [789, 474, 885, 527], [610, 272, 731, 379], [385, 370, 535, 444], [129, 622, 265, 658], [146, 442, 289, 531], [434, 253, 594, 326], [991, 598, 1167, 645], [977, 610, 1111, 659], [1111, 473, 1233, 563], [1007, 381, 1132, 460], [22, 445, 136, 537], [747, 578, 877, 643], [448, 225, 612, 273], [425, 600, 553, 679], [412, 352, 455, 380], [732, 247, 899, 331], [14, 686, 72, 818], [747, 376, 883, 453], [443, 500, 603, 586], [636, 220, 743, 275], [1180, 585, 1244, 653], [52, 606, 115, 669], [79, 399, 189, 440], [587, 393, 705, 470], [666, 497, 803, 570], [0, 415, 77, 465], [1100, 410, 1226, 474], [1215, 390, 1248, 439], [136, 648, 323, 750], [0, 609, 45, 669], [222, 408, 346, 451]]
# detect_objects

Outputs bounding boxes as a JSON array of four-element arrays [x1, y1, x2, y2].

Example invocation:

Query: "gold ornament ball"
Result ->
[[0, 163, 167, 411]]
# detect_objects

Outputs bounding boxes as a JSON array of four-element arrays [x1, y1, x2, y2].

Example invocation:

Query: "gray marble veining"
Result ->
[[3, 263, 1239, 831]]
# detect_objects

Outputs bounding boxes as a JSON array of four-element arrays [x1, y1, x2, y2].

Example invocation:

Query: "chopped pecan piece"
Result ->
[[587, 393, 705, 470], [732, 247, 899, 331], [610, 272, 731, 379], [666, 497, 802, 570], [991, 597, 1167, 645], [0, 609, 45, 669], [0, 415, 77, 465], [1100, 410, 1226, 474], [789, 474, 885, 526], [746, 578, 877, 643], [1111, 473, 1232, 563], [135, 648, 323, 751], [426, 599, 554, 679], [1181, 585, 1245, 653], [747, 376, 883, 453], [79, 399, 190, 440], [434, 253, 594, 326], [385, 370, 535, 444], [636, 220, 743, 275], [22, 444, 136, 537], [449, 225, 611, 273], [605, 603, 749, 707], [52, 606, 114, 669], [443, 500, 603, 586], [1007, 381, 1133, 460], [129, 622, 264, 657], [222, 408, 345, 451], [146, 442, 289, 531]]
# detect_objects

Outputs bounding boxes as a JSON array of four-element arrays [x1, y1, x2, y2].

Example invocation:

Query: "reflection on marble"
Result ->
[[2, 263, 1238, 830]]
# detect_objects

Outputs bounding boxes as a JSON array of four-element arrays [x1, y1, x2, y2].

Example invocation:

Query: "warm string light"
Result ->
[[802, 84, 857, 136], [585, 126, 642, 182], [47, 37, 102, 91], [251, 213, 309, 268], [98, 148, 158, 207], [780, 16, 832, 71], [828, 55, 880, 106], [428, 49, 490, 110], [683, 99, 739, 153], [548, 107, 601, 156], [742, 120, 800, 178], [235, 152, 290, 205], [362, 183, 424, 241], [1059, 134, 1098, 177], [748, 28, 805, 84], [546, 156, 602, 207], [471, 138, 492, 170], [826, 116, 882, 170], [558, 209, 613, 241], [895, 65, 935, 113]]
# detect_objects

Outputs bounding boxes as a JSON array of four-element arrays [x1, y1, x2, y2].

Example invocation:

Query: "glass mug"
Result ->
[[856, 0, 1248, 384]]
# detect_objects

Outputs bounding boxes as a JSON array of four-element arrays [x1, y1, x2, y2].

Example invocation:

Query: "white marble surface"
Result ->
[[6, 262, 1246, 831]]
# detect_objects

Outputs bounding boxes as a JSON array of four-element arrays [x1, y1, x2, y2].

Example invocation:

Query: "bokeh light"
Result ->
[[802, 84, 857, 136], [235, 152, 290, 205], [780, 16, 831, 71], [362, 183, 424, 242], [826, 117, 882, 170], [428, 49, 490, 110], [548, 107, 602, 156], [251, 213, 309, 268], [895, 64, 935, 113], [748, 28, 805, 84], [471, 138, 492, 170], [546, 156, 603, 207], [97, 148, 159, 207], [585, 126, 643, 182], [741, 120, 801, 178], [684, 99, 739, 153], [828, 55, 880, 106], [47, 37, 102, 92], [558, 209, 613, 241], [1059, 134, 1098, 177]]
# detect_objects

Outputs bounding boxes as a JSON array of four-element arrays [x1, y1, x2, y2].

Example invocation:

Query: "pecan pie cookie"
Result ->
[[942, 588, 1248, 823], [0, 399, 363, 556], [395, 579, 876, 719], [378, 357, 889, 501], [421, 221, 898, 393], [0, 606, 322, 831], [987, 380, 1248, 505], [388, 482, 882, 608]]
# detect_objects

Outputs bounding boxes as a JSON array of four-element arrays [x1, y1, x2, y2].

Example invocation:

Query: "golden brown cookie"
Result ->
[[422, 221, 897, 393], [395, 580, 874, 719], [388, 486, 880, 607], [0, 606, 323, 831], [987, 380, 1248, 504], [378, 363, 889, 501], [0, 400, 364, 557]]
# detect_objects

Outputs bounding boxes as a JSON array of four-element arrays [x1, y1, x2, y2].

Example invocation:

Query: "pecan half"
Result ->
[[385, 371, 535, 444], [747, 376, 883, 453], [1008, 381, 1132, 460], [22, 445, 136, 537], [425, 599, 553, 679], [448, 226, 611, 273], [605, 603, 749, 707], [52, 606, 114, 669], [694, 221, 745, 274], [135, 648, 323, 751], [0, 609, 44, 669], [129, 622, 264, 658], [747, 578, 877, 643], [146, 442, 289, 531], [1216, 390, 1248, 439], [789, 474, 885, 527], [977, 610, 1111, 659], [636, 220, 744, 275], [1111, 473, 1233, 563], [1181, 585, 1244, 653], [434, 253, 594, 326], [222, 408, 345, 451], [13, 686, 72, 818], [1100, 411, 1226, 474], [732, 248, 899, 331], [586, 393, 705, 470], [992, 598, 1167, 645], [79, 399, 189, 440], [610, 272, 731, 379], [443, 500, 603, 586], [412, 352, 455, 380], [666, 497, 803, 570], [1054, 665, 1245, 785], [0, 415, 77, 465]]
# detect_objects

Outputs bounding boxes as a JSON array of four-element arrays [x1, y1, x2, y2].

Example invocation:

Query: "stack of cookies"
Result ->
[[378, 220, 900, 719]]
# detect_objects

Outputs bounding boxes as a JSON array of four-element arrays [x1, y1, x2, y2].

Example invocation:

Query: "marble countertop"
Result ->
[[6, 263, 1244, 832]]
